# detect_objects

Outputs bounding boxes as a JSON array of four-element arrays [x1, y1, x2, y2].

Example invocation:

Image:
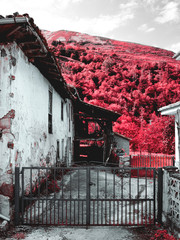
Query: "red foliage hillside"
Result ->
[[43, 30, 180, 154]]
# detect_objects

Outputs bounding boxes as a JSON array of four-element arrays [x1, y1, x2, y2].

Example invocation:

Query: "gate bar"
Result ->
[[86, 167, 90, 225], [15, 167, 20, 225], [157, 168, 163, 224]]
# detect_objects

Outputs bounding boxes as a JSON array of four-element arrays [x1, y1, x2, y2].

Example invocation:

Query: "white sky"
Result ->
[[1, 0, 180, 52]]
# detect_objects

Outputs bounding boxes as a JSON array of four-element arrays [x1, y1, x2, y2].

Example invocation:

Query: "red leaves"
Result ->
[[151, 229, 176, 240], [47, 31, 180, 154]]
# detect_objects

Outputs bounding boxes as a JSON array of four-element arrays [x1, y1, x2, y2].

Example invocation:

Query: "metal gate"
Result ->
[[15, 166, 162, 226]]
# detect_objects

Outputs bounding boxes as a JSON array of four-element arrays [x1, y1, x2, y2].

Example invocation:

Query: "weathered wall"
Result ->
[[162, 167, 180, 239], [0, 43, 74, 218]]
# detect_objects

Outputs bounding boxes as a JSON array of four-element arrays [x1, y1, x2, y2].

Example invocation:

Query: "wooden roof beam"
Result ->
[[6, 26, 22, 37], [27, 53, 47, 58], [48, 71, 61, 77], [39, 60, 57, 67], [19, 41, 39, 46], [24, 48, 42, 54]]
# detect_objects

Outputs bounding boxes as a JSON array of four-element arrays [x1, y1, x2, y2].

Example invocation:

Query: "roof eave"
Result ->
[[158, 101, 180, 115]]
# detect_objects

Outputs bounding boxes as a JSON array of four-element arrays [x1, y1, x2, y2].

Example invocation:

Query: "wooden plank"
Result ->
[[24, 48, 41, 53], [19, 41, 39, 46], [39, 60, 57, 67], [48, 71, 61, 77]]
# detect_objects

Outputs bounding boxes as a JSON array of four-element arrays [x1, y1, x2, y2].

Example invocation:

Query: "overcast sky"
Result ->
[[1, 0, 180, 52]]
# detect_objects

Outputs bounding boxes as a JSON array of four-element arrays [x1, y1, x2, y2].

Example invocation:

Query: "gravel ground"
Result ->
[[1, 225, 157, 240]]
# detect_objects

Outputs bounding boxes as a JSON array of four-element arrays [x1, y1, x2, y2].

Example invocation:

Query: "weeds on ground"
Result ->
[[151, 229, 177, 240]]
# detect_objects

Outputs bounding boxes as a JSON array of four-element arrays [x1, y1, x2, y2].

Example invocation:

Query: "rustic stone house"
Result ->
[[0, 14, 121, 221], [0, 14, 75, 219]]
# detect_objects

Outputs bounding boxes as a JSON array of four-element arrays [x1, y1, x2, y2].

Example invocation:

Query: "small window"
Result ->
[[56, 140, 60, 161], [61, 101, 64, 121], [61, 139, 64, 160], [48, 88, 53, 134], [69, 103, 71, 132]]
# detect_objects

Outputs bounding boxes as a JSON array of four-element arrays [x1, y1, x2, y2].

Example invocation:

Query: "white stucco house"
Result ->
[[0, 14, 121, 221], [159, 101, 180, 169], [0, 14, 75, 219]]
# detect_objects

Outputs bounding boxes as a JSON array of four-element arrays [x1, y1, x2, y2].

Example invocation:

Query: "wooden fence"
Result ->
[[130, 154, 175, 177], [130, 154, 175, 168]]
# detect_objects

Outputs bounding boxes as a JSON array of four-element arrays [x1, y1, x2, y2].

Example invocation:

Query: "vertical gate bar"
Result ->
[[105, 170, 107, 224], [42, 200, 44, 225], [137, 168, 139, 225], [113, 169, 115, 224], [22, 168, 24, 224], [70, 168, 72, 225], [97, 169, 99, 225], [125, 200, 127, 225], [54, 168, 56, 225], [101, 200, 103, 224], [78, 169, 80, 225], [15, 167, 20, 226], [58, 199, 59, 225], [133, 195, 135, 225], [82, 201, 84, 225], [157, 168, 163, 224], [149, 200, 151, 224], [61, 199, 63, 225], [145, 168, 147, 225], [30, 168, 32, 224], [109, 201, 111, 225], [129, 170, 131, 224], [121, 172, 123, 224], [34, 201, 36, 224], [74, 200, 75, 225], [38, 169, 40, 224], [62, 169, 64, 224], [153, 168, 156, 225], [66, 201, 67, 225], [141, 200, 143, 224], [50, 199, 52, 225], [86, 167, 90, 225], [93, 200, 95, 224], [117, 200, 119, 225], [46, 168, 48, 224]]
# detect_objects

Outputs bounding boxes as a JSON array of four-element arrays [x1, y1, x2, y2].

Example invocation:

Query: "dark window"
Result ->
[[61, 101, 64, 121], [62, 139, 64, 160], [69, 103, 71, 132], [56, 140, 60, 161], [48, 88, 53, 133]]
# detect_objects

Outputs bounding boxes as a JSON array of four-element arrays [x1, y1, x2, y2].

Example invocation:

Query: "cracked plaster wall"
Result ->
[[0, 43, 74, 218]]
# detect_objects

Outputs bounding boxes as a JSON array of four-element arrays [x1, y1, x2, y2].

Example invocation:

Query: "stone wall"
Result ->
[[162, 167, 180, 239]]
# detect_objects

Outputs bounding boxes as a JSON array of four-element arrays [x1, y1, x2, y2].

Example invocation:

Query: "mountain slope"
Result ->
[[43, 30, 180, 154]]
